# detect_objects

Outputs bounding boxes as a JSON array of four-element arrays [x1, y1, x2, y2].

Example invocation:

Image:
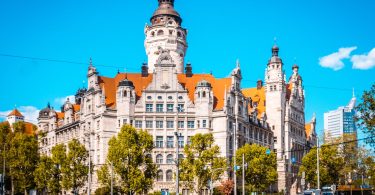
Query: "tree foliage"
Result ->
[[299, 144, 344, 188], [7, 122, 39, 195], [179, 133, 226, 193], [235, 144, 277, 192], [356, 83, 375, 146], [61, 139, 89, 193], [104, 125, 156, 194]]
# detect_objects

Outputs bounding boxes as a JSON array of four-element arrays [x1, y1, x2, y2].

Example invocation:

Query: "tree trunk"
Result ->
[[11, 175, 14, 195]]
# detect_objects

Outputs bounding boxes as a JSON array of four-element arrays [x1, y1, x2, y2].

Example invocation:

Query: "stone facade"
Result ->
[[37, 0, 316, 194]]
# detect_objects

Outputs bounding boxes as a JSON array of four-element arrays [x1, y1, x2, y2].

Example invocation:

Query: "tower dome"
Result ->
[[151, 0, 181, 25], [118, 78, 134, 88], [196, 80, 212, 88]]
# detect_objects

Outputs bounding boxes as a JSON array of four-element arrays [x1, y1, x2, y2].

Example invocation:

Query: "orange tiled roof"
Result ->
[[177, 74, 232, 110], [56, 112, 65, 119], [99, 73, 154, 109], [242, 87, 266, 118], [0, 121, 36, 135], [7, 109, 24, 117], [73, 104, 80, 112], [305, 123, 312, 138], [98, 73, 232, 110]]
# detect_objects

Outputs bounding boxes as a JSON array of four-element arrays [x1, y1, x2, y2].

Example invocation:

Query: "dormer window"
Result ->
[[124, 90, 127, 97]]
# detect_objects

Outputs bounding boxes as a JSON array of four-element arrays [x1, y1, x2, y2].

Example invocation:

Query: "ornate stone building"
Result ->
[[37, 0, 316, 194]]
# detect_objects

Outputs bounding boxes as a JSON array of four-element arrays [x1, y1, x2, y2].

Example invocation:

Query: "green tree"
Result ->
[[299, 144, 343, 188], [49, 144, 67, 194], [105, 125, 156, 194], [7, 125, 39, 195], [179, 133, 226, 193], [356, 83, 375, 146], [235, 144, 277, 192], [0, 123, 11, 194], [61, 139, 89, 194], [34, 156, 53, 194]]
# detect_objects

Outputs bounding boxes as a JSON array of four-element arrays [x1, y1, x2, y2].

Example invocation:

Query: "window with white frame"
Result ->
[[135, 120, 142, 128], [156, 136, 163, 148], [167, 104, 174, 112], [187, 121, 194, 128], [156, 104, 164, 112], [202, 120, 207, 128], [178, 121, 184, 128], [178, 136, 184, 148], [167, 121, 174, 129], [146, 104, 153, 112], [167, 136, 174, 148], [166, 154, 174, 164], [156, 120, 163, 128], [146, 120, 153, 128]]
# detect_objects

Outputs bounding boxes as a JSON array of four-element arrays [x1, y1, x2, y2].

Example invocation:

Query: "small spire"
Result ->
[[274, 37, 277, 46], [47, 102, 51, 109], [89, 57, 93, 67], [352, 88, 355, 98], [124, 68, 128, 79], [117, 69, 120, 74], [236, 59, 240, 68]]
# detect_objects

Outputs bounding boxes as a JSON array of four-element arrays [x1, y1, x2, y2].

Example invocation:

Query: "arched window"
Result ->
[[166, 170, 173, 181], [156, 154, 163, 164], [202, 91, 206, 98], [123, 90, 127, 97], [151, 31, 155, 37], [167, 154, 174, 164], [157, 30, 164, 36], [157, 170, 163, 181], [177, 31, 182, 38]]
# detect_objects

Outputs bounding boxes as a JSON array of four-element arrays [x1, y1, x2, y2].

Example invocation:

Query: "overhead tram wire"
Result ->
[[0, 52, 366, 92], [0, 53, 139, 71]]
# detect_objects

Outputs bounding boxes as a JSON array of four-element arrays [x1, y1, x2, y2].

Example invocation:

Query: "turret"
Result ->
[[87, 58, 99, 90], [116, 76, 136, 128], [195, 80, 213, 126], [63, 98, 74, 125], [145, 0, 188, 73]]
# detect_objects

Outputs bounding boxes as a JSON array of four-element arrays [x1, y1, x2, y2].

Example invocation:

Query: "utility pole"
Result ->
[[242, 153, 245, 195], [233, 122, 237, 195], [175, 105, 182, 195], [2, 145, 5, 195], [316, 138, 320, 191], [110, 161, 114, 195]]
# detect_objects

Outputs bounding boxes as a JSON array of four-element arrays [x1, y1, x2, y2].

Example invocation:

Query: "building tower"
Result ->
[[116, 76, 136, 129], [145, 0, 188, 74], [265, 44, 287, 192]]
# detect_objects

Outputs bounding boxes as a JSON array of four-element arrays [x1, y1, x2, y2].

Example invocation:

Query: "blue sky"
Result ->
[[0, 0, 374, 143]]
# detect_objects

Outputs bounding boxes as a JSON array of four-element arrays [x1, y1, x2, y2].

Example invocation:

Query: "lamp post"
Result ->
[[175, 105, 184, 195], [84, 131, 92, 195], [233, 122, 237, 195]]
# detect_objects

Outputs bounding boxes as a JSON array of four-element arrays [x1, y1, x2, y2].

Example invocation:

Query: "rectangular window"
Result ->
[[167, 104, 174, 112], [202, 120, 207, 128], [187, 136, 192, 145], [178, 121, 184, 128], [187, 121, 195, 128], [118, 120, 120, 127], [146, 120, 153, 128], [135, 120, 142, 128], [146, 104, 153, 112], [156, 104, 164, 112], [167, 121, 174, 129], [167, 136, 174, 148], [156, 121, 164, 128], [178, 136, 184, 148], [178, 104, 184, 112], [123, 119, 127, 125], [156, 136, 163, 148]]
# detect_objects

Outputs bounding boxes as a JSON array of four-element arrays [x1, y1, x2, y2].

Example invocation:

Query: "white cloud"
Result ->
[[319, 47, 357, 70], [351, 48, 375, 70], [54, 95, 75, 107], [0, 106, 40, 123]]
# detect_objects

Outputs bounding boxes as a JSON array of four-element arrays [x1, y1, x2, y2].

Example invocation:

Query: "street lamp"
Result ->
[[175, 105, 184, 195]]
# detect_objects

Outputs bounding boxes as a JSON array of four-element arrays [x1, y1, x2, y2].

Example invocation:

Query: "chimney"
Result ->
[[185, 62, 193, 77], [141, 62, 148, 77], [257, 80, 263, 89]]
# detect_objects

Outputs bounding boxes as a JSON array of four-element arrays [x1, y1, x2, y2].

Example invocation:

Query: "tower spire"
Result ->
[[352, 88, 355, 98]]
